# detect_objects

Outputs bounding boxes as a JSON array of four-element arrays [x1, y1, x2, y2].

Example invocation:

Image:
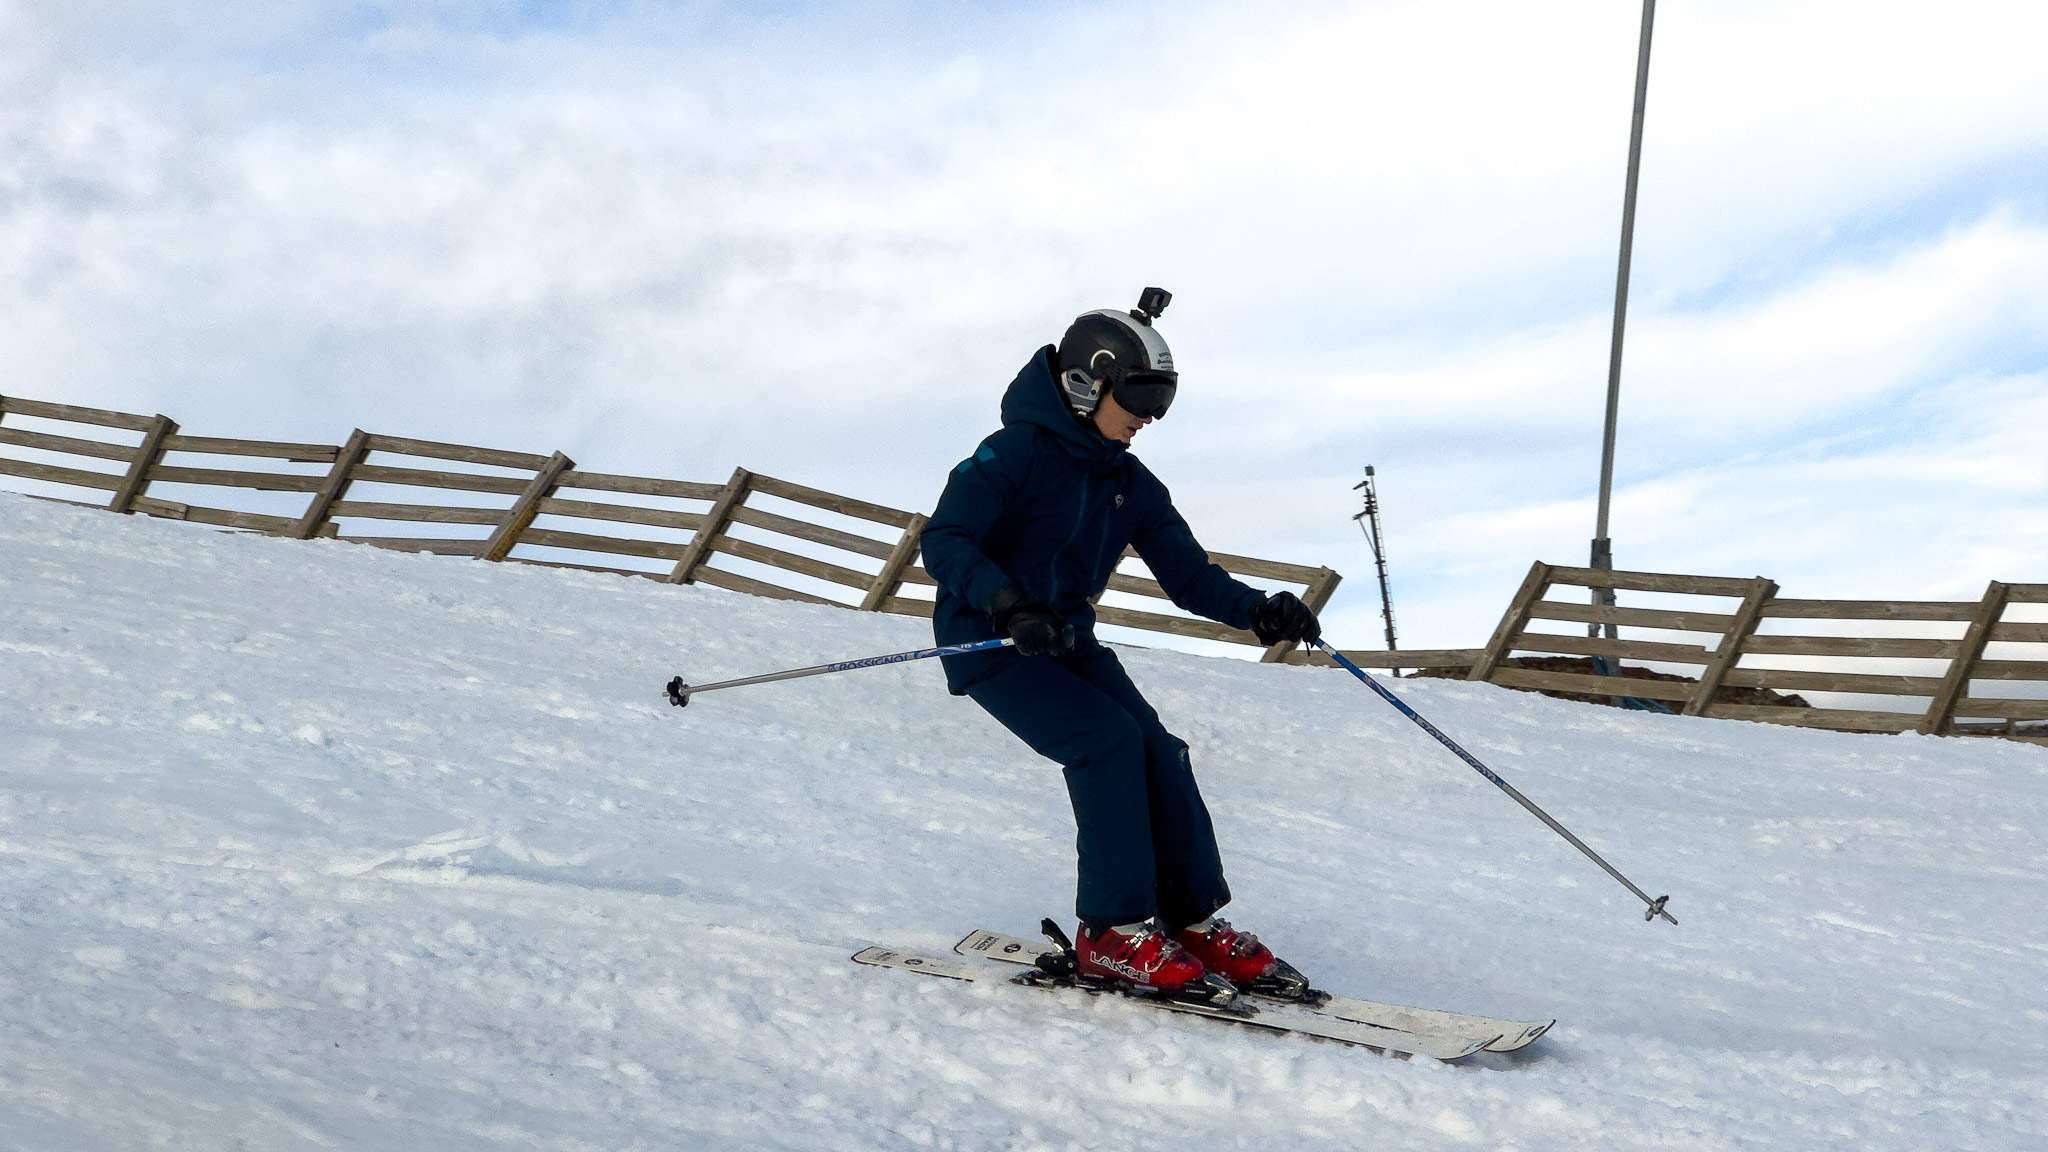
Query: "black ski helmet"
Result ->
[[1057, 287, 1177, 419]]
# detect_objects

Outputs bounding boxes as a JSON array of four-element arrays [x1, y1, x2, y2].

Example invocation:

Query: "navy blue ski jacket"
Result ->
[[923, 346, 1265, 693]]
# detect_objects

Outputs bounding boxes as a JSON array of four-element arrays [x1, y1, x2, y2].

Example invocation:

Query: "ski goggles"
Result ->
[[1110, 372, 1177, 419]]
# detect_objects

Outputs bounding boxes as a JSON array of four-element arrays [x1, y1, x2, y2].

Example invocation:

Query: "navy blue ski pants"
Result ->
[[963, 643, 1230, 929]]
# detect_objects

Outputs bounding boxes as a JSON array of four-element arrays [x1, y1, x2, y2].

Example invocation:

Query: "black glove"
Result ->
[[1248, 591, 1320, 646], [989, 586, 1075, 657]]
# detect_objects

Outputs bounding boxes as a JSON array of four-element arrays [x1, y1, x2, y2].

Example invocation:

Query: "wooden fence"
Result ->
[[1280, 562, 2048, 747], [0, 394, 1339, 661], [7, 394, 2042, 746]]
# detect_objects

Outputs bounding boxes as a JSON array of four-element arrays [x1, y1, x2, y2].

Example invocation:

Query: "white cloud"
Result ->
[[2, 0, 2045, 652]]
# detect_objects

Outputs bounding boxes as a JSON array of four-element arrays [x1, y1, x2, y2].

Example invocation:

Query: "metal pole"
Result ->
[[1591, 0, 1656, 641], [1312, 640, 1677, 924], [666, 638, 1012, 707]]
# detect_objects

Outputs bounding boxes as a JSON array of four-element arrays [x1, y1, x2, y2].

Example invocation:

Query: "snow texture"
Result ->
[[3, 490, 2046, 1150]]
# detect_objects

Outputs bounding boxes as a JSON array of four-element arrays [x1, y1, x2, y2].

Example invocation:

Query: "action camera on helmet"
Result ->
[[1134, 287, 1171, 323]]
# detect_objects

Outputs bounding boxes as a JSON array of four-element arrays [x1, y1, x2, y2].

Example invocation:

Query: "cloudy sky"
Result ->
[[5, 0, 2046, 650]]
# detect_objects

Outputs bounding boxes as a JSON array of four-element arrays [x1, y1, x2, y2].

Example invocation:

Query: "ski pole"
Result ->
[[665, 638, 1013, 707], [1310, 639, 1677, 925]]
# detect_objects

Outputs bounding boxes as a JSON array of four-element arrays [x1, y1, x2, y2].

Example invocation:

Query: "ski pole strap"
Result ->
[[666, 637, 1013, 707], [1311, 640, 1677, 925]]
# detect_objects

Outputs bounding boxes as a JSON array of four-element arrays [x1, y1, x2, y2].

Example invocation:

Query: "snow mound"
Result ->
[[3, 491, 2045, 1150]]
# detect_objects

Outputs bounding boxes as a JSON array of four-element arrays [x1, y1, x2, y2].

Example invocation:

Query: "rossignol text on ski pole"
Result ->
[[665, 638, 1013, 708], [1310, 638, 1677, 925]]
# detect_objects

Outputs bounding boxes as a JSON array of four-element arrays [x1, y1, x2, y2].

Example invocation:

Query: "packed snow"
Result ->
[[3, 490, 2045, 1151]]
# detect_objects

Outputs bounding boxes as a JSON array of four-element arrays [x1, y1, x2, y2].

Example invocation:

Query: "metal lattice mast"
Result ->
[[1352, 466, 1399, 676]]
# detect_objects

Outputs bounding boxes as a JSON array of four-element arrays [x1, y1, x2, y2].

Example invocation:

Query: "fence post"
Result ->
[[1262, 566, 1343, 663], [1469, 562, 1553, 682], [108, 414, 178, 514], [1682, 576, 1777, 717], [480, 451, 574, 563], [667, 466, 752, 584], [1920, 580, 2010, 735], [293, 429, 371, 539], [860, 512, 928, 611]]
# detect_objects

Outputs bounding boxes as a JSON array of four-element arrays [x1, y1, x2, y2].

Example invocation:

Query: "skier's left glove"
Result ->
[[990, 586, 1075, 658], [1248, 591, 1321, 646]]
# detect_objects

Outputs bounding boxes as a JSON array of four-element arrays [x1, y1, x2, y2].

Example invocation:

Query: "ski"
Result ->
[[953, 928, 1553, 1053], [851, 945, 1499, 1061]]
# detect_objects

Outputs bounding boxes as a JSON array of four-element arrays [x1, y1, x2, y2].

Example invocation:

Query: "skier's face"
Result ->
[[1091, 390, 1153, 444]]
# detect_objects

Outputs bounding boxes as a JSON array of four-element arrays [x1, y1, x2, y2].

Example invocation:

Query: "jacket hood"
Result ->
[[999, 345, 1124, 463]]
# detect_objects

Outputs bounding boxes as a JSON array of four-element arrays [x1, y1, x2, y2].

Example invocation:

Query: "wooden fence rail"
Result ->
[[0, 393, 1335, 660]]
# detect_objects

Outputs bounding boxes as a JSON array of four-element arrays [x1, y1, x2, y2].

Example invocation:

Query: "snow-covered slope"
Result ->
[[3, 491, 2045, 1151]]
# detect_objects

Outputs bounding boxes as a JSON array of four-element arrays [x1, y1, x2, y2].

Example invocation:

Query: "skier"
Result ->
[[921, 288, 1323, 1003]]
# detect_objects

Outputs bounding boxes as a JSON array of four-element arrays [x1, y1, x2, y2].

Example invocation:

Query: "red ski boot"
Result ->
[[1175, 919, 1314, 1001], [1075, 921, 1237, 1006]]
